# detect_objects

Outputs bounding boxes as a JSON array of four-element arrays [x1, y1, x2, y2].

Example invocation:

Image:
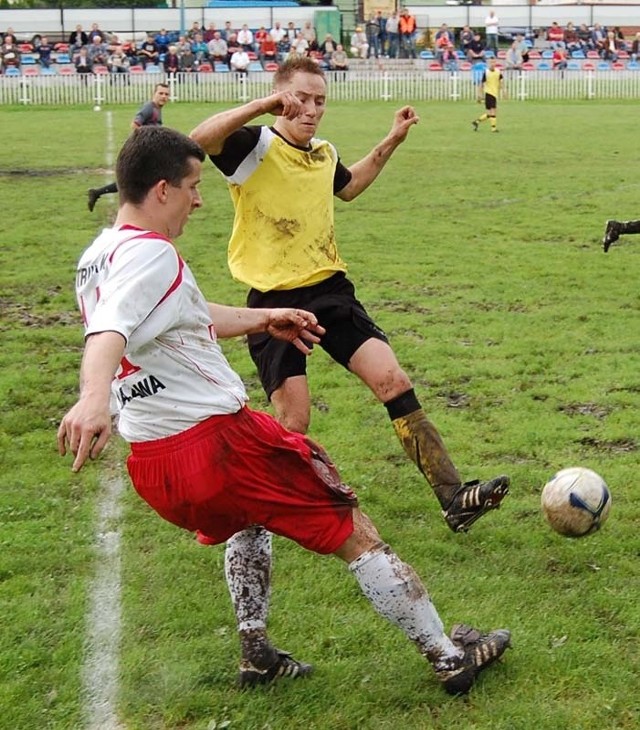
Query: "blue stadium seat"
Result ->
[[214, 63, 230, 72], [567, 61, 580, 71], [419, 50, 434, 60], [571, 50, 585, 59], [628, 61, 640, 70], [537, 61, 551, 70], [55, 52, 71, 64], [145, 64, 162, 73], [248, 61, 263, 72], [541, 50, 553, 59], [597, 61, 610, 71], [4, 67, 20, 76], [21, 53, 38, 65]]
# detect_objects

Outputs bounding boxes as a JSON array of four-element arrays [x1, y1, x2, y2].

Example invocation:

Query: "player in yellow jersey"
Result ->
[[472, 56, 505, 133], [191, 57, 509, 684]]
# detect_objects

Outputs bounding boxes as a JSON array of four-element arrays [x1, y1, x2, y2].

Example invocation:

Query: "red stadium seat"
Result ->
[[198, 62, 213, 72], [264, 62, 279, 71], [428, 62, 443, 71], [521, 62, 535, 71]]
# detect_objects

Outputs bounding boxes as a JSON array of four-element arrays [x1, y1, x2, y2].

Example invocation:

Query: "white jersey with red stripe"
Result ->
[[75, 224, 248, 442]]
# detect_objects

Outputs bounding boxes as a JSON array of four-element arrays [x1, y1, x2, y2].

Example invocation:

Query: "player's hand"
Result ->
[[266, 308, 325, 355], [57, 399, 112, 472], [391, 106, 419, 142], [263, 91, 304, 120]]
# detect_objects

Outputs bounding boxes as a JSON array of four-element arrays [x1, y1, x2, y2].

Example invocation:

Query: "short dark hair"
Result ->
[[273, 56, 325, 87], [154, 82, 169, 92], [116, 126, 205, 205]]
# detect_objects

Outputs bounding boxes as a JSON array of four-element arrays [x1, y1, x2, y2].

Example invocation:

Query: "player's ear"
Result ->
[[155, 179, 170, 202]]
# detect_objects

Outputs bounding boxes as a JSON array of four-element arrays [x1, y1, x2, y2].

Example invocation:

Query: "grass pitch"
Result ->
[[1, 99, 639, 730]]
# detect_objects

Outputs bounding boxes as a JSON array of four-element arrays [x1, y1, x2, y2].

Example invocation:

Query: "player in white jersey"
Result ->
[[59, 126, 510, 695]]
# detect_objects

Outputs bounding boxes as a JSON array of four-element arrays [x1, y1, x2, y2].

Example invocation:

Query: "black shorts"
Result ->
[[247, 272, 388, 398], [485, 93, 497, 111]]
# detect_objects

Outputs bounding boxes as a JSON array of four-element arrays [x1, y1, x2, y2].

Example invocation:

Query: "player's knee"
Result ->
[[277, 410, 310, 434]]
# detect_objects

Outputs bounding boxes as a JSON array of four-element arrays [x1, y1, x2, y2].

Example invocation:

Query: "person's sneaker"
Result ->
[[443, 476, 510, 533], [603, 220, 622, 252], [491, 128, 499, 133], [87, 188, 99, 212], [436, 624, 511, 696], [238, 649, 313, 688], [471, 120, 479, 131]]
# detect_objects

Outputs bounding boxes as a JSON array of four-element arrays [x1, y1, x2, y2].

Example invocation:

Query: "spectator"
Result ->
[[365, 11, 382, 59], [203, 22, 217, 44], [155, 28, 171, 55], [441, 43, 458, 74], [88, 23, 105, 43], [38, 35, 53, 69], [207, 32, 228, 65], [319, 33, 336, 64], [69, 24, 88, 49], [552, 46, 568, 75], [591, 24, 606, 54], [484, 10, 499, 55], [601, 30, 620, 62], [107, 45, 129, 75], [0, 37, 20, 72], [191, 33, 209, 67], [302, 21, 317, 52], [329, 43, 349, 71], [350, 26, 369, 59], [467, 32, 486, 64], [505, 39, 523, 73], [259, 33, 277, 64], [514, 33, 529, 63], [88, 35, 109, 67], [547, 22, 565, 49], [631, 31, 640, 62], [563, 22, 583, 55], [613, 27, 627, 52], [176, 35, 192, 57], [230, 47, 250, 74], [270, 21, 286, 51], [458, 25, 474, 57], [237, 24, 254, 53], [178, 43, 196, 72], [398, 7, 417, 59], [578, 24, 594, 51], [291, 31, 309, 57], [376, 10, 387, 57], [285, 21, 298, 45], [74, 45, 93, 75], [385, 10, 399, 59], [163, 44, 180, 76], [254, 26, 269, 53], [221, 21, 234, 42], [138, 34, 159, 68], [226, 33, 241, 61], [435, 26, 454, 66], [187, 21, 201, 41]]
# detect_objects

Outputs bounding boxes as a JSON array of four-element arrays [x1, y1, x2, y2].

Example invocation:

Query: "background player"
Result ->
[[87, 82, 170, 212], [472, 56, 505, 133], [602, 218, 640, 251]]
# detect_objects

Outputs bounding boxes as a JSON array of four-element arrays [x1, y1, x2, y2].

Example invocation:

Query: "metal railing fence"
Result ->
[[2, 69, 640, 106]]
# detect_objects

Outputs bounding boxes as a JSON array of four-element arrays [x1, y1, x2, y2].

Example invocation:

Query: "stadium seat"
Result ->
[[541, 49, 553, 59], [618, 50, 629, 59], [428, 62, 443, 71], [571, 50, 585, 59], [214, 63, 229, 72], [20, 53, 38, 65], [528, 50, 541, 59], [22, 66, 39, 76], [55, 53, 71, 64], [521, 62, 535, 71], [497, 50, 506, 59], [567, 61, 580, 70], [58, 65, 76, 75], [93, 65, 109, 75], [264, 62, 279, 71], [198, 62, 213, 72], [485, 50, 495, 58], [612, 62, 625, 70], [459, 61, 472, 71], [419, 50, 434, 60], [129, 65, 144, 73], [145, 64, 161, 73], [54, 43, 69, 52], [587, 50, 599, 59], [18, 43, 33, 53], [4, 67, 20, 77], [247, 51, 258, 61], [537, 61, 551, 70], [627, 61, 640, 70], [597, 61, 610, 71], [41, 66, 56, 76], [582, 62, 595, 71], [248, 61, 263, 72]]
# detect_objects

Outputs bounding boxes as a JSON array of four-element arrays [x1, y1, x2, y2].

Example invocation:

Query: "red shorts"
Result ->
[[127, 408, 357, 554]]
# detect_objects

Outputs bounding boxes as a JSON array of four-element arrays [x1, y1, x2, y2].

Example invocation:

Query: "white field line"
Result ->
[[82, 109, 126, 730]]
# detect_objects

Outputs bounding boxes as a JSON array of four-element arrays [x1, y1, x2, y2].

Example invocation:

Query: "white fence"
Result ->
[[2, 69, 640, 106]]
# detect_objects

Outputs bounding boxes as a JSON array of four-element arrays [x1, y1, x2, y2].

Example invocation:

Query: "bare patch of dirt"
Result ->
[[577, 436, 637, 453], [558, 402, 612, 419]]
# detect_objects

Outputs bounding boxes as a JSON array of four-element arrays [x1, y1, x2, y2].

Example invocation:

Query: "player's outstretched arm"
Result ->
[[190, 92, 304, 155], [58, 331, 125, 472], [208, 304, 324, 354], [337, 106, 419, 202]]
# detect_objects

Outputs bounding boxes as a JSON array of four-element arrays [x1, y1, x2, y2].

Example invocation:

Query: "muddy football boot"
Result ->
[[443, 476, 510, 533], [436, 623, 511, 696], [238, 649, 313, 689], [87, 188, 99, 212], [602, 220, 622, 253]]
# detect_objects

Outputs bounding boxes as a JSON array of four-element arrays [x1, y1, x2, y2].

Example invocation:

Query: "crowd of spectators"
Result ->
[[2, 18, 640, 77]]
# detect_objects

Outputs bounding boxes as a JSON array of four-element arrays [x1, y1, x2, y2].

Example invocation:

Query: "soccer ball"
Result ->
[[541, 467, 611, 537], [93, 105, 101, 112]]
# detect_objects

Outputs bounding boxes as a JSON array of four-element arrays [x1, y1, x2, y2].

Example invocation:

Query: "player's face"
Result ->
[[154, 87, 170, 106], [166, 158, 203, 239], [277, 72, 327, 146]]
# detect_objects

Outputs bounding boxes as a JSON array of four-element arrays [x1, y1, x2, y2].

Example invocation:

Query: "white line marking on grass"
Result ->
[[83, 110, 125, 730], [83, 473, 126, 730]]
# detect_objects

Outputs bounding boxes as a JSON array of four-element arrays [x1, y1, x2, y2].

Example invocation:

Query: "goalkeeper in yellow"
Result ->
[[472, 56, 505, 133]]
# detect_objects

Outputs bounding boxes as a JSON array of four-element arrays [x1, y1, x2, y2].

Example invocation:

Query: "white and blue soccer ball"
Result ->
[[541, 467, 611, 537]]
